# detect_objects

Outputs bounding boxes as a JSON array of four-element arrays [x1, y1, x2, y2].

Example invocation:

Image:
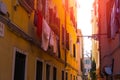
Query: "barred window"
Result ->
[[18, 0, 34, 13]]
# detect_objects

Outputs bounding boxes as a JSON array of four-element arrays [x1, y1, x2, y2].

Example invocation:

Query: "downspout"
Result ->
[[65, 2, 67, 68]]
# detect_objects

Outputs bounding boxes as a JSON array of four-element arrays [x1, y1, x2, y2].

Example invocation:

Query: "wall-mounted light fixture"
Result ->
[[13, 0, 19, 11]]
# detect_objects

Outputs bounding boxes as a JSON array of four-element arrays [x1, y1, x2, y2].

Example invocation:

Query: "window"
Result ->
[[49, 8, 53, 25], [36, 60, 43, 80], [58, 40, 61, 58], [70, 74, 72, 80], [35, 0, 49, 23], [73, 75, 75, 80], [81, 59, 83, 71], [53, 67, 57, 80], [62, 26, 65, 45], [73, 44, 76, 58], [14, 51, 26, 80], [46, 64, 50, 80], [49, 7, 60, 36], [66, 33, 69, 50], [41, 0, 45, 15], [76, 76, 78, 80], [62, 71, 64, 80], [65, 72, 68, 80]]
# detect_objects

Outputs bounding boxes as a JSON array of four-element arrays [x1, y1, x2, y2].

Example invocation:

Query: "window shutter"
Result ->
[[66, 32, 69, 50], [49, 8, 53, 24], [57, 39, 61, 58], [62, 26, 65, 45], [73, 44, 76, 58], [70, 7, 73, 21], [42, 0, 46, 17]]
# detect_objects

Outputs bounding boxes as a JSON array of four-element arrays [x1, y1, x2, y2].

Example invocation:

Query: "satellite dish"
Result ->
[[104, 66, 112, 75], [0, 1, 8, 15]]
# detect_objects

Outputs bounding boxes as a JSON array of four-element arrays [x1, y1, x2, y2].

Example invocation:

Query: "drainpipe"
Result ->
[[65, 1, 67, 68]]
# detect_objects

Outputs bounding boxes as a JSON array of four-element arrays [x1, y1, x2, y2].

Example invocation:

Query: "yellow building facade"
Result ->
[[0, 0, 81, 80]]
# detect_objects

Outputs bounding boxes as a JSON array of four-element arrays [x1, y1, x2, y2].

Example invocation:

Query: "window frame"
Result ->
[[35, 58, 44, 80], [61, 70, 65, 80], [12, 47, 28, 80], [53, 66, 57, 80], [45, 62, 52, 80]]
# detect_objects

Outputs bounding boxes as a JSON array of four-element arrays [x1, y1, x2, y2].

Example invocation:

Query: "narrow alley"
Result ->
[[0, 0, 120, 80]]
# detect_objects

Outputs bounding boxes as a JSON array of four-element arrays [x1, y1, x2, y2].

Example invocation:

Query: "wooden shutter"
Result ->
[[70, 7, 73, 21], [66, 32, 69, 50], [73, 44, 76, 58], [49, 8, 53, 24], [41, 0, 46, 17], [62, 26, 65, 45]]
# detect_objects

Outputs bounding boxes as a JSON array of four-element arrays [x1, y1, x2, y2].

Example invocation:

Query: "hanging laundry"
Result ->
[[50, 31, 54, 47], [49, 31, 58, 56], [49, 30, 54, 52], [106, 0, 114, 38], [116, 0, 120, 26], [110, 1, 118, 39], [34, 10, 38, 26], [34, 10, 43, 38], [53, 34, 58, 56], [41, 19, 51, 51]]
